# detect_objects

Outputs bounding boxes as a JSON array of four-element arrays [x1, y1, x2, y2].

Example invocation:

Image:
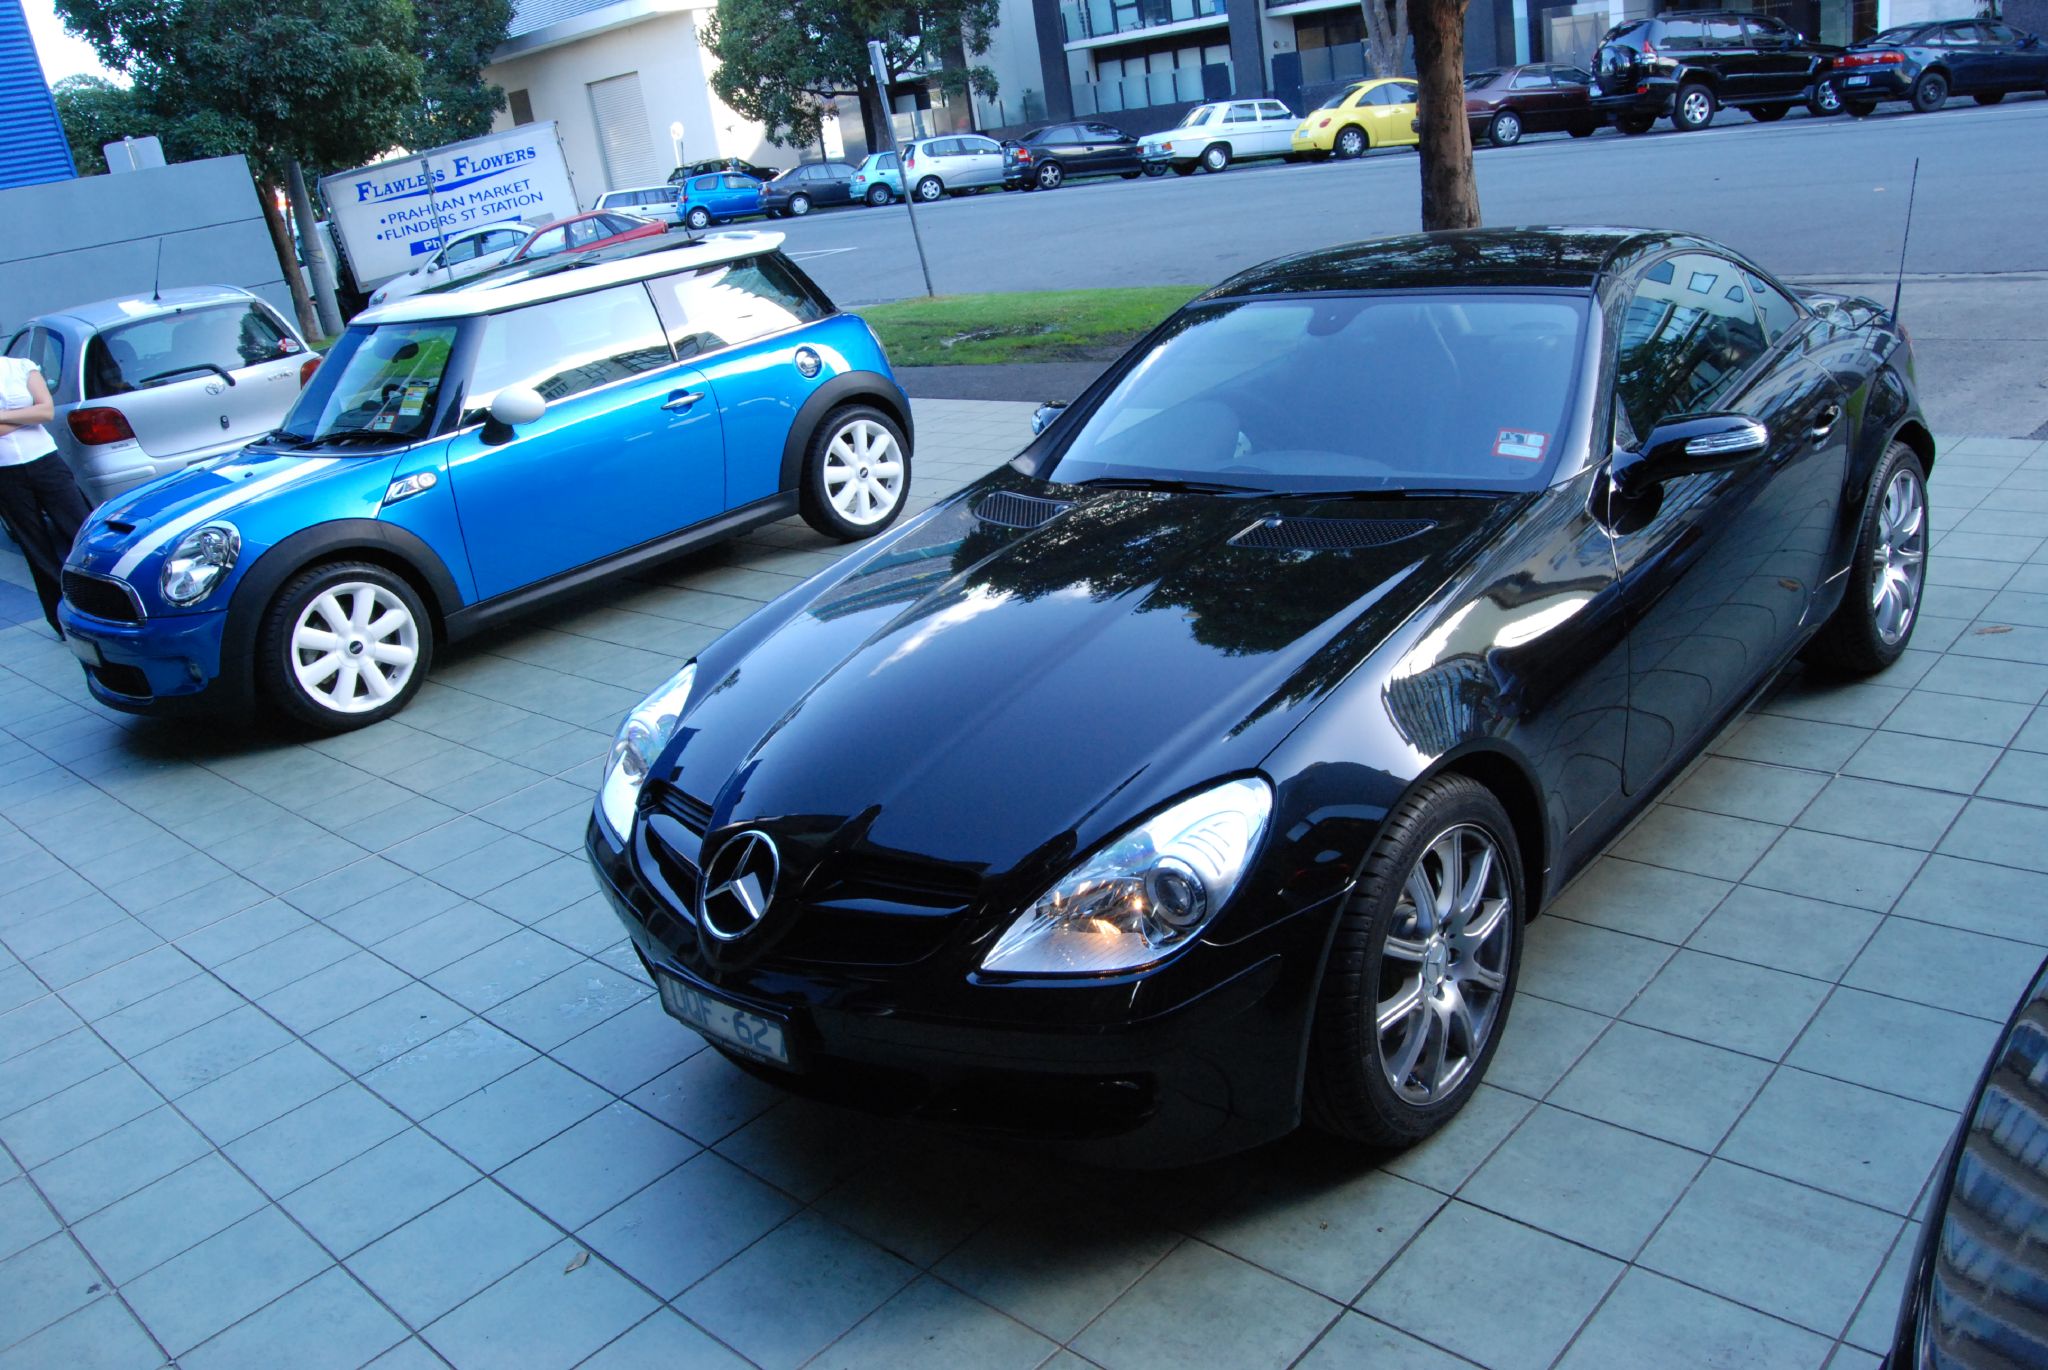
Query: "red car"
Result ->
[[508, 211, 666, 264], [1459, 65, 1603, 147]]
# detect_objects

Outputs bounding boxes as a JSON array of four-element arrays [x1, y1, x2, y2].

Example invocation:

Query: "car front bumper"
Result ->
[[586, 815, 1336, 1166], [56, 598, 234, 714]]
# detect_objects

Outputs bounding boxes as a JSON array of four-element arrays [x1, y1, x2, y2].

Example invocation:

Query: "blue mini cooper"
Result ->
[[58, 232, 914, 731]]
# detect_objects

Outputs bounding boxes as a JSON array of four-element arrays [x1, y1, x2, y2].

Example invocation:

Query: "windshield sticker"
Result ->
[[369, 413, 396, 431], [398, 383, 430, 418], [1494, 429, 1550, 461]]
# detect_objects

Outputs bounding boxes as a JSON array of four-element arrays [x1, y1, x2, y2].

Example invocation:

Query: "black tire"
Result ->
[[1488, 109, 1523, 147], [1809, 82, 1842, 116], [1672, 81, 1717, 131], [1119, 169, 1141, 179], [1201, 143, 1230, 173], [1171, 163, 1196, 176], [1974, 91, 2005, 105], [1750, 103, 1790, 122], [788, 193, 811, 216], [1334, 125, 1368, 158], [1568, 123, 1596, 138], [1036, 160, 1065, 189], [914, 176, 944, 202], [865, 184, 893, 206], [1616, 112, 1656, 135], [685, 206, 712, 230], [1804, 442, 1929, 676], [1845, 99, 1877, 118], [1912, 71, 1948, 112], [1144, 164, 1167, 176], [797, 404, 913, 542], [1305, 774, 1524, 1149], [257, 561, 434, 732]]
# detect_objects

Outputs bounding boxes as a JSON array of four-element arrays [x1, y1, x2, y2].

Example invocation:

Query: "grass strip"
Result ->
[[857, 286, 1201, 367]]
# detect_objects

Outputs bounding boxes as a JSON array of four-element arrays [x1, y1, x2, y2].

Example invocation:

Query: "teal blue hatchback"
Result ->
[[58, 232, 913, 731]]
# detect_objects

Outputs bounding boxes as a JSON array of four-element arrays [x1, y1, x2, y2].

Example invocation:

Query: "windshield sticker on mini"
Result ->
[[398, 383, 430, 417], [1494, 429, 1550, 461], [370, 413, 396, 431]]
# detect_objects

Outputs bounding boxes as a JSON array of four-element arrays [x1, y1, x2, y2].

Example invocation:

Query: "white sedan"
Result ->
[[1139, 100, 1301, 175], [367, 222, 537, 306]]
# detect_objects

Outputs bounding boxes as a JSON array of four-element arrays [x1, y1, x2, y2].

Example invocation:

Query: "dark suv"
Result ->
[[1593, 11, 1844, 132]]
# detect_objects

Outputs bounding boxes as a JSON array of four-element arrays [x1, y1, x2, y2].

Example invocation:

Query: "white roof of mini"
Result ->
[[357, 230, 787, 324]]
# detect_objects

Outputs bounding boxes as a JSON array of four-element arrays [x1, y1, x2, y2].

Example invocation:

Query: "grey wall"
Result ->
[[0, 154, 289, 335]]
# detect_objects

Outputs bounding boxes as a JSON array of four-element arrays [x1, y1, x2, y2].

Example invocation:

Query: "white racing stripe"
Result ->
[[109, 459, 331, 581]]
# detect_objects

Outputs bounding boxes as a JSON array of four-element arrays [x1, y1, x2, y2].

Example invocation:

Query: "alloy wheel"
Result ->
[[1376, 824, 1513, 1105], [1038, 162, 1063, 188], [1871, 467, 1926, 646], [1812, 82, 1841, 113], [290, 582, 419, 715], [1679, 87, 1714, 127], [822, 418, 906, 526]]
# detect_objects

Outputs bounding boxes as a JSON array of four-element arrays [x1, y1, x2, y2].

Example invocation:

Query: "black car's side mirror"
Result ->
[[2024, 32, 2042, 48], [1611, 413, 1768, 499], [1031, 402, 1067, 435]]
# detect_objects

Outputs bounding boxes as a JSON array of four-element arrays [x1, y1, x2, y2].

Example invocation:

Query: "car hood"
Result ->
[[657, 473, 1522, 901]]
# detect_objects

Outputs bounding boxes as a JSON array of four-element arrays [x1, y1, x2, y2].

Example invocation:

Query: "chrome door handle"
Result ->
[[1810, 405, 1841, 442], [662, 390, 704, 412]]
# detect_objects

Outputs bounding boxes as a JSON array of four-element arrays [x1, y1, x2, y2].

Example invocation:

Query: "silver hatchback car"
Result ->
[[4, 286, 316, 505], [900, 134, 1011, 201]]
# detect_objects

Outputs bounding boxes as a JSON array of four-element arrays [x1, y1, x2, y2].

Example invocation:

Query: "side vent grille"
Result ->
[[976, 490, 1072, 529], [1230, 516, 1435, 552]]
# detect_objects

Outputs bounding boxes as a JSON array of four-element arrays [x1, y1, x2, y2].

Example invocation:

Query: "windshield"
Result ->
[[274, 321, 457, 446], [1316, 85, 1365, 110], [1042, 294, 1586, 494], [1465, 70, 1502, 89]]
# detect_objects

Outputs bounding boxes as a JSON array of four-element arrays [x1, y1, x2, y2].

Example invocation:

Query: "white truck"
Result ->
[[320, 123, 580, 291]]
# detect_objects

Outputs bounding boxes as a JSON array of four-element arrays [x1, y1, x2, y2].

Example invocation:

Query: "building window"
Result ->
[[508, 89, 535, 125]]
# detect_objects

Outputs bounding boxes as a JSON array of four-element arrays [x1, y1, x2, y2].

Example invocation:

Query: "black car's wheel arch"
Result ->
[[1403, 745, 1551, 920], [777, 371, 915, 495]]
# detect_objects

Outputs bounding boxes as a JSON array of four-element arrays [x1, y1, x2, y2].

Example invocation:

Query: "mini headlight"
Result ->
[[159, 523, 241, 606], [597, 662, 697, 841], [981, 776, 1272, 976]]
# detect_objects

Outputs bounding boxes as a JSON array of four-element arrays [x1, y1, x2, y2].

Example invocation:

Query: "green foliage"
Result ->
[[704, 0, 1001, 147], [402, 0, 516, 148], [53, 73, 264, 175]]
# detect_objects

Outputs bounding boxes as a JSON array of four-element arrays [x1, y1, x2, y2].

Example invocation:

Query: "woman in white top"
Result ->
[[0, 355, 91, 638]]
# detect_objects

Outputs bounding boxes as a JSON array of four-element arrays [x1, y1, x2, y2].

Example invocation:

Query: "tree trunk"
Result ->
[[1410, 0, 1479, 231], [1360, 0, 1411, 78], [857, 74, 891, 158], [258, 179, 319, 339]]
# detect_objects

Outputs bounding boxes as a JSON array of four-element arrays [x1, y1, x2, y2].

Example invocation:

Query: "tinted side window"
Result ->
[[1702, 17, 1745, 44], [649, 256, 825, 359], [1658, 18, 1707, 49], [1982, 23, 2019, 42], [1511, 70, 1551, 89], [442, 236, 482, 265], [1744, 272, 1801, 345], [467, 284, 673, 416], [1614, 254, 1772, 425], [964, 137, 1001, 154], [4, 331, 29, 360], [8, 328, 62, 389]]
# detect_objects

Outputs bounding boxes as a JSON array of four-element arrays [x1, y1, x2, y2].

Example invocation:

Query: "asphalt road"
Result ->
[[768, 95, 2048, 437]]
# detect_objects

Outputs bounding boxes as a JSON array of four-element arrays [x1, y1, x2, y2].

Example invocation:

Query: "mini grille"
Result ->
[[975, 490, 1071, 529], [1229, 517, 1436, 552], [61, 571, 141, 623]]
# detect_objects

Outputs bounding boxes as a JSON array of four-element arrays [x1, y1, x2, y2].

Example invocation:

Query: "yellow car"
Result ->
[[1292, 78, 1421, 158]]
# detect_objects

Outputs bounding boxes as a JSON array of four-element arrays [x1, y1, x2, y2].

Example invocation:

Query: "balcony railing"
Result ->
[[1061, 0, 1227, 45], [1073, 63, 1226, 113]]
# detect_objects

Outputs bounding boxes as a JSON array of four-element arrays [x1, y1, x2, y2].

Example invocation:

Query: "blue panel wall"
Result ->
[[0, 0, 78, 191]]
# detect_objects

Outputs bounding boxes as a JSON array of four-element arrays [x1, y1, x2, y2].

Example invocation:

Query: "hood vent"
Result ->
[[1230, 516, 1436, 552], [976, 490, 1072, 529], [103, 519, 136, 534]]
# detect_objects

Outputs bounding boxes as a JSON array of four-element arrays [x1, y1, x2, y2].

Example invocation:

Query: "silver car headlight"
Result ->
[[598, 662, 697, 841], [981, 776, 1273, 976], [159, 523, 241, 606]]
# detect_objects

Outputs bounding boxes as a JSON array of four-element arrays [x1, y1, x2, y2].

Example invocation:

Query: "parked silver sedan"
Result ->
[[3, 286, 316, 505]]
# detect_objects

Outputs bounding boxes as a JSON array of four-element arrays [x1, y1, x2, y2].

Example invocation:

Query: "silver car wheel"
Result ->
[[822, 418, 906, 526], [1871, 467, 1927, 646], [290, 582, 419, 715], [1680, 88, 1714, 126], [1376, 823, 1513, 1106]]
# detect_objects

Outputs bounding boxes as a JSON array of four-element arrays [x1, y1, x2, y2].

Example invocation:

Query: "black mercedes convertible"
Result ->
[[587, 227, 1932, 1165]]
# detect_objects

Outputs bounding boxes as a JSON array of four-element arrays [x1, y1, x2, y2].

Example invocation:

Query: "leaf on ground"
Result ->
[[564, 1249, 589, 1273], [1976, 624, 2013, 635]]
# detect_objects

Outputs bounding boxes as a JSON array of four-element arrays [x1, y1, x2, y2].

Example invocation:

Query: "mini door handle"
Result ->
[[662, 390, 704, 412], [1810, 405, 1841, 442]]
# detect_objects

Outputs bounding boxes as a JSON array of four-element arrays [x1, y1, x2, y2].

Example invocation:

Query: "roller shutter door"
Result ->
[[587, 72, 662, 191]]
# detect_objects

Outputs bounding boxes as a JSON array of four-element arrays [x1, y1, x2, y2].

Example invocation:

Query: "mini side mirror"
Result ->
[[1611, 413, 1768, 499], [490, 386, 546, 428], [1030, 401, 1067, 436]]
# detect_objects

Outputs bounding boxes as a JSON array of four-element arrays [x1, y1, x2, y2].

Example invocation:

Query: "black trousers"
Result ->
[[0, 453, 92, 635]]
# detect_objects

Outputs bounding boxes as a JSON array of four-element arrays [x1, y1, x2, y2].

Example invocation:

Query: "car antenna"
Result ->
[[1890, 156, 1920, 321], [151, 235, 165, 303]]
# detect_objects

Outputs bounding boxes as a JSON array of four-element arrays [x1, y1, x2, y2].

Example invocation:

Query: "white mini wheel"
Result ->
[[259, 561, 433, 730], [800, 405, 912, 541]]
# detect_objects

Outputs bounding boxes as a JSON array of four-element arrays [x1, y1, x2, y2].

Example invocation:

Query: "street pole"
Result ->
[[286, 159, 344, 338], [867, 39, 936, 299]]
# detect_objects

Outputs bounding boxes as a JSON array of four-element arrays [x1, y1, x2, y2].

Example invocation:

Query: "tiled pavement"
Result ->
[[1, 405, 2045, 1369]]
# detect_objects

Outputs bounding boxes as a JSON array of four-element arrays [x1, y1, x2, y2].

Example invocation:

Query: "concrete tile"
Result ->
[[182, 1266, 407, 1370], [496, 1100, 694, 1229], [122, 1205, 332, 1357], [578, 1150, 797, 1298], [0, 1176, 57, 1262], [1713, 713, 1869, 770], [1198, 1161, 1442, 1302], [1666, 755, 1829, 826], [1639, 1159, 1899, 1336], [1071, 1238, 1335, 1370], [1787, 988, 2004, 1112], [0, 1063, 163, 1168], [577, 1309, 750, 1370], [812, 1133, 1012, 1268], [715, 1098, 882, 1203], [1916, 655, 2048, 705], [1845, 1222, 1921, 1354], [1520, 920, 1672, 1017], [1685, 884, 1882, 981], [1550, 1022, 1770, 1151], [347, 1181, 556, 1327], [677, 1211, 917, 1370], [28, 1104, 212, 1223], [627, 1048, 783, 1146], [821, 1276, 1060, 1370], [483, 959, 648, 1052], [423, 1056, 608, 1172], [1558, 1268, 1832, 1369], [212, 923, 355, 999], [423, 1239, 657, 1370], [1721, 1068, 1958, 1214], [1940, 796, 2048, 874], [0, 1027, 118, 1113], [1980, 748, 2048, 808], [0, 1295, 162, 1370], [936, 1189, 1180, 1343], [1611, 805, 1780, 880], [426, 928, 582, 1012], [1546, 857, 1730, 945], [1844, 917, 2041, 1020], [256, 951, 410, 1034], [178, 1041, 350, 1145], [72, 1152, 267, 1283], [0, 1235, 108, 1351], [1381, 1083, 1534, 1193], [1624, 949, 1829, 1059], [130, 1004, 292, 1099], [1893, 854, 2048, 944], [1796, 776, 1964, 850], [1843, 730, 2003, 793], [372, 901, 520, 977], [0, 993, 79, 1064], [307, 982, 470, 1075], [221, 1082, 408, 1198], [1296, 1313, 1474, 1370], [282, 1128, 479, 1258], [1745, 830, 1926, 912], [550, 995, 697, 1096], [1882, 689, 2032, 746], [93, 973, 243, 1057], [1358, 1203, 1620, 1370], [1461, 1106, 1702, 1258]]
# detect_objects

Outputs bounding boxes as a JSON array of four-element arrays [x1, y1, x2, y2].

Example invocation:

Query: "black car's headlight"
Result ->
[[598, 662, 697, 841], [981, 776, 1273, 976], [159, 523, 240, 606]]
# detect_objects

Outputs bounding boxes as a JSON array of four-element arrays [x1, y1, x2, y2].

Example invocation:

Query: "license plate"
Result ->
[[654, 971, 791, 1067], [66, 635, 103, 669], [1845, 75, 1869, 85]]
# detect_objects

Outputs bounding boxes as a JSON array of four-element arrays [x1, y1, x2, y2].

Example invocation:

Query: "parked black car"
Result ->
[[1830, 18, 2048, 115], [1887, 953, 2048, 1367], [586, 227, 1933, 1166], [1594, 10, 1843, 131], [1004, 121, 1144, 189], [1458, 64, 1604, 145], [762, 161, 859, 217], [668, 157, 778, 185]]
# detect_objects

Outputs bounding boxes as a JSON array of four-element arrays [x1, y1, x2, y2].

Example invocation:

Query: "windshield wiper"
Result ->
[[1075, 476, 1260, 495], [303, 429, 407, 448], [254, 428, 314, 448]]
